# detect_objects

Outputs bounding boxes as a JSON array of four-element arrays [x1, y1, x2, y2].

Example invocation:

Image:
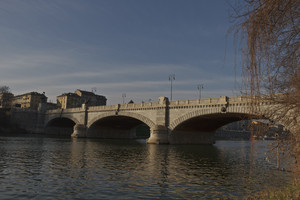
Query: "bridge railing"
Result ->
[[46, 95, 277, 114], [47, 107, 84, 113], [169, 96, 230, 106], [88, 105, 118, 111], [168, 96, 270, 108], [228, 96, 251, 102], [119, 102, 160, 109], [88, 102, 161, 111]]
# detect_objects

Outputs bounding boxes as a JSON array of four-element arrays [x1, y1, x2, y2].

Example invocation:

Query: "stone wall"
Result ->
[[0, 108, 11, 133], [0, 108, 36, 134], [8, 109, 45, 133]]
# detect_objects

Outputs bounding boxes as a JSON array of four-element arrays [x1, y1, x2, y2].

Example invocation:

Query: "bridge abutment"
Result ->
[[147, 97, 170, 144], [71, 124, 87, 138], [147, 125, 169, 144]]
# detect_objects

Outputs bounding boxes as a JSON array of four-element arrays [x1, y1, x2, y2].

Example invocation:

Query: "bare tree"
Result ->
[[0, 86, 10, 94], [231, 0, 300, 168]]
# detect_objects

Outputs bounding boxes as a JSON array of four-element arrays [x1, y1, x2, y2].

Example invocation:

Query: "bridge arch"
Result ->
[[169, 109, 259, 131], [87, 111, 156, 139], [45, 117, 77, 136], [88, 111, 156, 129], [168, 109, 261, 144], [45, 115, 80, 127], [168, 107, 290, 144]]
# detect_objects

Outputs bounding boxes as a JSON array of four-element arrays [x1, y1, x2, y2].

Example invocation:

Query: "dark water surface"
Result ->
[[0, 135, 295, 199]]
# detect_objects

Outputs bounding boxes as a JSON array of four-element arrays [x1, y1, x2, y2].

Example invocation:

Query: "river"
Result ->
[[0, 135, 295, 199]]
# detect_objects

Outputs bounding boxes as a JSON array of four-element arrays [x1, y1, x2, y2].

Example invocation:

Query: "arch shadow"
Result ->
[[169, 112, 260, 144], [45, 117, 76, 136], [87, 114, 152, 139]]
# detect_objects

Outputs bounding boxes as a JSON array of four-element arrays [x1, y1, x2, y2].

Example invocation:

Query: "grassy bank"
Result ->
[[247, 179, 300, 199]]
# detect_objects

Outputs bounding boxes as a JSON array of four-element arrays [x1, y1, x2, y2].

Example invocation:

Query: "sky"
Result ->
[[0, 0, 242, 105]]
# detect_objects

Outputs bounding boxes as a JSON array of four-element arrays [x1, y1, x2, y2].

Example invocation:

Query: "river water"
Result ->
[[0, 135, 295, 199]]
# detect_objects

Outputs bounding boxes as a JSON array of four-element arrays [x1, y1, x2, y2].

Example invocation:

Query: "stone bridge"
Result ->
[[43, 95, 288, 144]]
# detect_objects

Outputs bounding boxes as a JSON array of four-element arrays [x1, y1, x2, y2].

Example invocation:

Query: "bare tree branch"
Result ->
[[232, 0, 300, 169]]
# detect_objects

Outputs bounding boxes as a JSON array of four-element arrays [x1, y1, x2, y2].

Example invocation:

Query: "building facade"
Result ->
[[57, 93, 82, 109], [12, 92, 47, 110], [57, 89, 107, 109], [46, 102, 58, 110], [75, 89, 107, 106]]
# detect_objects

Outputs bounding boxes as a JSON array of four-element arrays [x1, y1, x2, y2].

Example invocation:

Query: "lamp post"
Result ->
[[169, 74, 175, 101], [122, 93, 126, 104], [197, 84, 204, 99]]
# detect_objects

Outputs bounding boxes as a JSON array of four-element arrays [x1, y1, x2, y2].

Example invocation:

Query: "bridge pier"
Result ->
[[147, 125, 169, 144], [71, 124, 87, 138]]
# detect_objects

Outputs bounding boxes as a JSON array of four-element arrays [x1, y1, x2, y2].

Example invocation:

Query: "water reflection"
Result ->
[[0, 135, 295, 199]]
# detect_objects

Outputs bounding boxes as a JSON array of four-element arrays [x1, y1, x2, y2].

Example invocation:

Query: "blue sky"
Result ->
[[0, 0, 241, 105]]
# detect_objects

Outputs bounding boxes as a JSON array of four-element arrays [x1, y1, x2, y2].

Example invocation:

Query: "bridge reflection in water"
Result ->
[[65, 139, 291, 198], [43, 95, 287, 144]]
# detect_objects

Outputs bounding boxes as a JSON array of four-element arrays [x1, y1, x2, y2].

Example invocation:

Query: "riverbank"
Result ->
[[246, 178, 300, 199], [0, 118, 30, 135], [0, 108, 32, 134], [0, 127, 28, 135]]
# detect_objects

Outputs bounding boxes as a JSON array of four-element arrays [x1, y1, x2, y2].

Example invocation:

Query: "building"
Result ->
[[57, 89, 107, 109], [0, 93, 14, 108], [47, 102, 58, 110], [75, 89, 107, 106], [12, 92, 47, 110], [57, 93, 82, 109]]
